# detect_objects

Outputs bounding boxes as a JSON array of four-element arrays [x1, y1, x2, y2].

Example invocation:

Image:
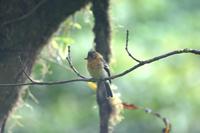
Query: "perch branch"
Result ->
[[0, 78, 91, 87], [0, 48, 199, 87]]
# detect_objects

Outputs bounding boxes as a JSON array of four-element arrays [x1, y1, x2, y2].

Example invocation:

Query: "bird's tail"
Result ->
[[104, 81, 113, 97]]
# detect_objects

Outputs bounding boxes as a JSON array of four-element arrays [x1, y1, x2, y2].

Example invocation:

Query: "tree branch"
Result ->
[[0, 78, 91, 87], [0, 31, 200, 89], [0, 48, 199, 87], [106, 48, 200, 80], [0, 46, 93, 88]]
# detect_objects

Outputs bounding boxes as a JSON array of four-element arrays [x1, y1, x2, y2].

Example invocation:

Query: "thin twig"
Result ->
[[122, 103, 171, 133], [18, 56, 35, 83], [2, 0, 47, 26], [125, 30, 142, 63], [144, 108, 171, 133], [66, 46, 86, 79], [106, 48, 200, 81], [0, 78, 92, 87]]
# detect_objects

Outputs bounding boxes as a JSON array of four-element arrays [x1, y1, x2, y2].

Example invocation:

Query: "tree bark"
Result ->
[[92, 0, 111, 63], [0, 0, 90, 132], [97, 81, 112, 133]]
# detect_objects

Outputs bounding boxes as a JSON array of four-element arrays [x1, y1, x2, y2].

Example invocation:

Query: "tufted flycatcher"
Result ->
[[85, 50, 113, 97]]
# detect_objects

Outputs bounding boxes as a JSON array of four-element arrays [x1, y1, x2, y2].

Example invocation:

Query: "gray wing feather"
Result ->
[[101, 58, 111, 83]]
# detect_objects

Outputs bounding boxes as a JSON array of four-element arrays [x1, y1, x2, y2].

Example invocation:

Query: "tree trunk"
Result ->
[[0, 0, 90, 132], [92, 0, 113, 132]]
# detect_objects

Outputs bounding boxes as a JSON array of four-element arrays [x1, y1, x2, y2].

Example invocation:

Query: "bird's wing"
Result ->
[[101, 58, 111, 83]]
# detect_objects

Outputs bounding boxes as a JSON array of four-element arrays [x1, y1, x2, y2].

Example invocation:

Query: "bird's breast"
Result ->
[[87, 59, 105, 79]]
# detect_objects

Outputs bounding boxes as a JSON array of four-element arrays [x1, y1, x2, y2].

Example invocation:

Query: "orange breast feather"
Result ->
[[87, 58, 103, 79]]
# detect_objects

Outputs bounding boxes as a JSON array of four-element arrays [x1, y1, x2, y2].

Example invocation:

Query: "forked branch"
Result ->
[[0, 32, 199, 87]]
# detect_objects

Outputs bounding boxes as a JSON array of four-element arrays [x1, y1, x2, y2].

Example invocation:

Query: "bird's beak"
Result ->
[[84, 57, 88, 60]]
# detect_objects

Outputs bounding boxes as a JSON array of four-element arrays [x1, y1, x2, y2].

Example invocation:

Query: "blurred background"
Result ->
[[6, 0, 200, 132]]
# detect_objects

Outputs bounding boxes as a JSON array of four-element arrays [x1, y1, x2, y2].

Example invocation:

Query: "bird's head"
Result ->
[[85, 50, 98, 60]]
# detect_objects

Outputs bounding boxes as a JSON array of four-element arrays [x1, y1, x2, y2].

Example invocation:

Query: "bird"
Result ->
[[85, 50, 113, 97]]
